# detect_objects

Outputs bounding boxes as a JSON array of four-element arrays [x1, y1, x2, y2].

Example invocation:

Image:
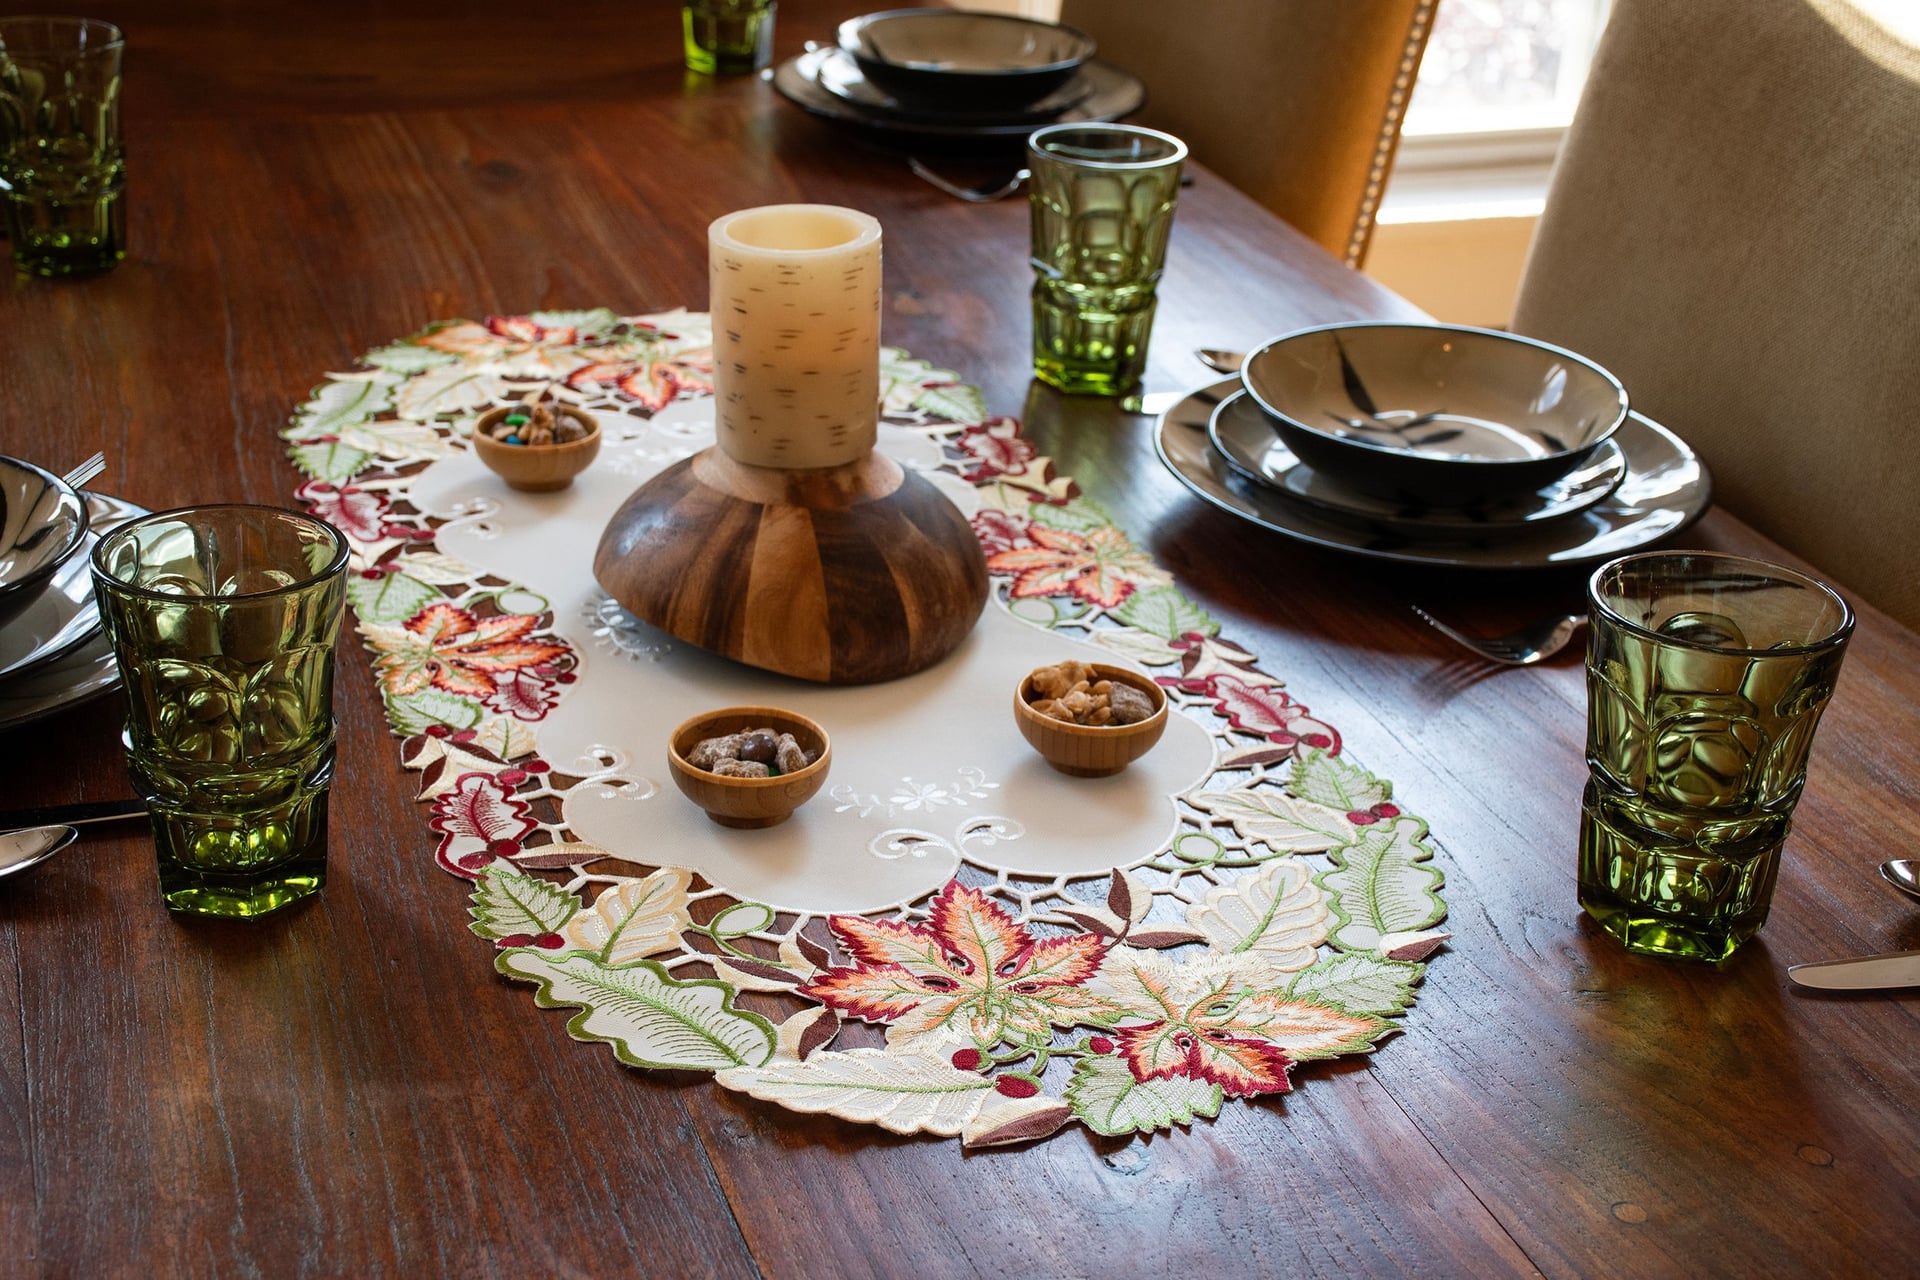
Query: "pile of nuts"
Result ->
[[489, 399, 590, 447], [686, 727, 817, 778], [1025, 660, 1157, 727]]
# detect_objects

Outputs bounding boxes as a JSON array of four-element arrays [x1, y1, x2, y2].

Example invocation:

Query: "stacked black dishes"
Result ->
[[1153, 323, 1714, 568], [773, 8, 1144, 140], [0, 456, 137, 728]]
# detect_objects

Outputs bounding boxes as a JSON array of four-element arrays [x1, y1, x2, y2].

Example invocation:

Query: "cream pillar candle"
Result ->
[[709, 204, 883, 470]]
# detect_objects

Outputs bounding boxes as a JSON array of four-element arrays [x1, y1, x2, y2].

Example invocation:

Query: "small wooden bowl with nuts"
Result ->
[[667, 706, 832, 829], [472, 401, 602, 492], [1014, 660, 1169, 778]]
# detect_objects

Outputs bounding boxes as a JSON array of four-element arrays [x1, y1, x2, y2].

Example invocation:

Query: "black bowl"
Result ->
[[837, 9, 1096, 111], [1241, 323, 1630, 504], [0, 455, 90, 631]]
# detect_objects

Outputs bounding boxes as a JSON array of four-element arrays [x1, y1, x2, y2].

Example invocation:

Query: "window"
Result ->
[[1386, 0, 1611, 221]]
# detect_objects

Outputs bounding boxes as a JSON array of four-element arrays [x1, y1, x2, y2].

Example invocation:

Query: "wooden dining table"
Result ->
[[3, 2, 1916, 1275]]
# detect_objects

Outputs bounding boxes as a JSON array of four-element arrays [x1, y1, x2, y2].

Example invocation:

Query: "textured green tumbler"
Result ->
[[92, 506, 350, 918]]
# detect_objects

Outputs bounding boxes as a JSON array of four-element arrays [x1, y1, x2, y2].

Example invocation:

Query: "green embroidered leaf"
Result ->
[[361, 341, 459, 374], [1186, 787, 1358, 853], [1094, 626, 1184, 666], [1184, 858, 1328, 970], [383, 686, 484, 736], [337, 418, 447, 461], [530, 307, 619, 336], [1317, 817, 1445, 952], [1286, 953, 1424, 1017], [469, 867, 580, 939], [1027, 499, 1113, 535], [1289, 749, 1392, 812], [1113, 585, 1219, 640], [393, 550, 478, 585], [288, 440, 373, 485], [285, 378, 395, 439], [717, 1048, 996, 1135], [395, 363, 508, 419], [472, 715, 538, 761], [560, 869, 693, 964], [500, 952, 777, 1071], [346, 571, 442, 625], [912, 381, 986, 425], [1065, 1054, 1222, 1136]]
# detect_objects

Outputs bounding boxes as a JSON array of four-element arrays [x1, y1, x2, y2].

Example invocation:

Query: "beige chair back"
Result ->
[[1512, 0, 1920, 626], [1056, 0, 1437, 266]]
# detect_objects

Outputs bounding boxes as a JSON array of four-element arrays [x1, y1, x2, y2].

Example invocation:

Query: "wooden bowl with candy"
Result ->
[[1013, 660, 1168, 778], [471, 401, 602, 492], [667, 705, 833, 829]]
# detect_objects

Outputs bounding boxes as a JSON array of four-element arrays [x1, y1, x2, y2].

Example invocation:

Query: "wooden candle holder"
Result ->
[[593, 447, 988, 684]]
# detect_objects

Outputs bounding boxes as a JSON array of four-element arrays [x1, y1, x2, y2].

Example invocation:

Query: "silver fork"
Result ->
[[63, 451, 106, 490], [1412, 607, 1587, 666]]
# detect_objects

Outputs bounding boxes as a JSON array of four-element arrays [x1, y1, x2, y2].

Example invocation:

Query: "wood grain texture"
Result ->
[[0, 2, 1914, 1275], [595, 448, 989, 683]]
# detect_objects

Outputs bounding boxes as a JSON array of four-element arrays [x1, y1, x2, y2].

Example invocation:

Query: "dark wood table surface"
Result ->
[[3, 3, 1916, 1275]]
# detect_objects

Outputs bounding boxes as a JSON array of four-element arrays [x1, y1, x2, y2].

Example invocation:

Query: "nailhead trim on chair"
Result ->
[[1346, 0, 1437, 267]]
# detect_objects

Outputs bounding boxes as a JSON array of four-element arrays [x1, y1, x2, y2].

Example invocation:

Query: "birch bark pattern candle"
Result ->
[[709, 205, 882, 470]]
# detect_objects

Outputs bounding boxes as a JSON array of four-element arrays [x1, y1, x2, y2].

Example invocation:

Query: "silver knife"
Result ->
[[1787, 950, 1920, 991]]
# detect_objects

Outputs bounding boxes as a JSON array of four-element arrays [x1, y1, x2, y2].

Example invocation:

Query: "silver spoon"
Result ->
[[1880, 859, 1920, 902], [1196, 348, 1245, 375], [0, 826, 78, 882]]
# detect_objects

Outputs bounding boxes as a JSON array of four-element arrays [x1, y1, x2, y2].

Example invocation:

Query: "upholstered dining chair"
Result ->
[[1511, 0, 1920, 628], [1054, 0, 1438, 267]]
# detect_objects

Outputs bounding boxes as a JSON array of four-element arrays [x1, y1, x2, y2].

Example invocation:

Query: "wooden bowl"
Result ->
[[471, 404, 602, 492], [1013, 664, 1168, 778], [667, 705, 833, 829]]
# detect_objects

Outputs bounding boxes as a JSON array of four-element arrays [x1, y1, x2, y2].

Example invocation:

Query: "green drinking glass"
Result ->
[[1027, 123, 1187, 399], [91, 506, 350, 918], [1579, 551, 1854, 961], [683, 0, 776, 75], [0, 16, 126, 278]]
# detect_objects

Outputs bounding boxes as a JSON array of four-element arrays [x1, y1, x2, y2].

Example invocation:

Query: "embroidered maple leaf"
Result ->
[[566, 344, 714, 412], [1090, 949, 1385, 1098], [364, 603, 569, 700], [800, 881, 1116, 1053], [984, 523, 1165, 609]]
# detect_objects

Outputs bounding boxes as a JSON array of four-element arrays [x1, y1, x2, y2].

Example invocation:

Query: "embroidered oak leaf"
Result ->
[[1090, 948, 1386, 1098], [363, 602, 568, 701], [799, 881, 1115, 1053], [985, 523, 1165, 610]]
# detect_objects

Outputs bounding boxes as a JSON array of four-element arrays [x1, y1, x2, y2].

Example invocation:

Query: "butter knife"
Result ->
[[1787, 950, 1920, 991]]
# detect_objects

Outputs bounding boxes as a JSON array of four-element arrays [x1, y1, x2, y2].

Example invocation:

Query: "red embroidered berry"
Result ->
[[495, 933, 535, 949], [524, 760, 552, 774], [993, 1075, 1040, 1099], [309, 483, 336, 494], [457, 852, 492, 871], [950, 1048, 983, 1071], [534, 933, 567, 950], [359, 568, 384, 580], [556, 672, 577, 684], [486, 838, 520, 858], [452, 728, 478, 744], [1302, 733, 1333, 749], [1372, 803, 1400, 819], [1347, 811, 1379, 825], [408, 527, 436, 541], [1089, 1036, 1115, 1055], [424, 724, 450, 739], [1271, 732, 1297, 748], [498, 769, 528, 786]]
